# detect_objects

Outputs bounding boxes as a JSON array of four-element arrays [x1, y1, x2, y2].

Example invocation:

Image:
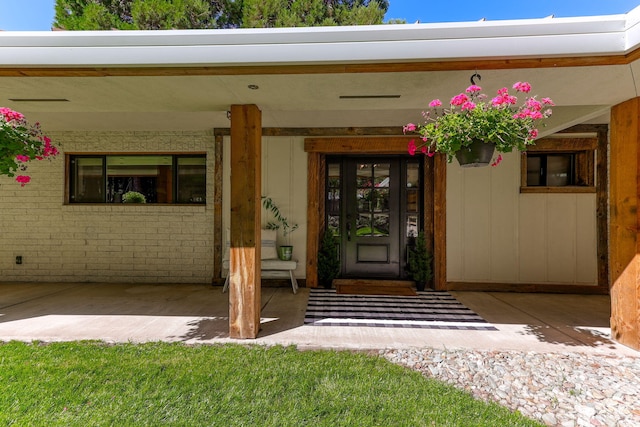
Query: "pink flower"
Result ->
[[15, 155, 30, 163], [450, 93, 469, 106], [529, 129, 539, 139], [426, 150, 435, 158], [0, 107, 25, 122], [420, 146, 427, 154], [526, 98, 542, 111], [408, 139, 417, 156], [460, 101, 476, 111], [466, 85, 482, 94], [513, 81, 531, 93], [497, 87, 509, 96], [490, 155, 503, 167], [403, 123, 416, 134], [541, 97, 555, 106], [15, 175, 31, 186], [428, 99, 442, 108]]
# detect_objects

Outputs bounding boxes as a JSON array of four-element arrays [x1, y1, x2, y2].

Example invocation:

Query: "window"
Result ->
[[69, 154, 206, 204], [521, 138, 596, 193]]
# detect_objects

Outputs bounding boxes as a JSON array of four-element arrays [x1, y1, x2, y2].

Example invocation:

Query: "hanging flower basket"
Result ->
[[404, 79, 554, 167], [454, 140, 496, 167]]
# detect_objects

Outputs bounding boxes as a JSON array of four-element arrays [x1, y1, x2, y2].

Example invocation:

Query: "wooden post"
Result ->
[[229, 104, 262, 339], [609, 98, 640, 350], [433, 153, 447, 290]]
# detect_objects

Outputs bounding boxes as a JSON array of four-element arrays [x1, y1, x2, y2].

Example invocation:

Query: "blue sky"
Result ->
[[1, 0, 639, 30]]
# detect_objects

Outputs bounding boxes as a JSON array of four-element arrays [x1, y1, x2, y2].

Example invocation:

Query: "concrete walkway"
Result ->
[[0, 282, 637, 356]]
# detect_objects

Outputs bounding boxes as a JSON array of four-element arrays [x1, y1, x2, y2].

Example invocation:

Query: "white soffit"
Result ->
[[0, 9, 639, 68]]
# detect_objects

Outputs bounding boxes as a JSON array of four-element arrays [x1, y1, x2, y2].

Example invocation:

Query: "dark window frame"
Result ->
[[520, 138, 596, 194], [67, 153, 206, 204]]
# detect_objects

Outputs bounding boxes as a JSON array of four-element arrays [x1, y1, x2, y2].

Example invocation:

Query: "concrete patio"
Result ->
[[0, 282, 637, 356]]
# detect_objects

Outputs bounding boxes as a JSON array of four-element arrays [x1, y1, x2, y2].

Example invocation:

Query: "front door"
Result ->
[[326, 157, 423, 279]]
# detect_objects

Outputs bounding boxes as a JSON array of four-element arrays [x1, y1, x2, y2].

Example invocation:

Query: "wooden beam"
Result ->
[[229, 104, 262, 339], [306, 152, 323, 288], [212, 133, 223, 284], [304, 137, 413, 154], [596, 126, 609, 289], [433, 154, 447, 290], [609, 97, 640, 350], [528, 138, 598, 151]]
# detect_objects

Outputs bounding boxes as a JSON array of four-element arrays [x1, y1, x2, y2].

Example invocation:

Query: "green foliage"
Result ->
[[318, 228, 340, 287], [262, 196, 298, 237], [407, 231, 433, 287], [122, 191, 146, 203], [0, 342, 542, 426], [54, 0, 388, 29]]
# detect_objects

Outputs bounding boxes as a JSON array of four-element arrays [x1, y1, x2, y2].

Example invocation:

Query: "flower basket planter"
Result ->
[[454, 140, 496, 168]]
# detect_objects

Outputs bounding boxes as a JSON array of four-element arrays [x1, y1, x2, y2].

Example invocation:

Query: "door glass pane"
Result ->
[[356, 213, 372, 236], [372, 189, 389, 212], [356, 163, 373, 187], [406, 189, 418, 213], [328, 163, 340, 188], [406, 215, 418, 238], [373, 163, 390, 187], [328, 214, 340, 236], [328, 189, 340, 213], [407, 162, 419, 188], [373, 213, 390, 236], [357, 189, 372, 212]]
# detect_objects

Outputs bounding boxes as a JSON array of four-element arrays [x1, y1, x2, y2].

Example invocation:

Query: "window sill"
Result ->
[[520, 186, 596, 194]]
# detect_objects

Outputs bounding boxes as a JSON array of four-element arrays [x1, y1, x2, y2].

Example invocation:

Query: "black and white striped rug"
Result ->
[[304, 288, 497, 330]]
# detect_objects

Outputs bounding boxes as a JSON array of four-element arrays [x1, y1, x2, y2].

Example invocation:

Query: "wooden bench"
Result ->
[[221, 228, 298, 294]]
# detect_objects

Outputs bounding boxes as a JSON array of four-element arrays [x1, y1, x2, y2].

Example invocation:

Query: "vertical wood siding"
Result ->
[[446, 151, 597, 285]]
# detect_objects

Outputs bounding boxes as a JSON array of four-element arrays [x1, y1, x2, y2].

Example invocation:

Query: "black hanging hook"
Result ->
[[470, 72, 482, 85]]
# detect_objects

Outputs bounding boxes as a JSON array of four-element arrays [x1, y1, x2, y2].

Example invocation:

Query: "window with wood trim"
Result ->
[[68, 154, 206, 204], [520, 138, 596, 193]]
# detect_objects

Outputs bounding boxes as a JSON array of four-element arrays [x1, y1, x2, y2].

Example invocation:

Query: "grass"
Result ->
[[0, 341, 542, 426]]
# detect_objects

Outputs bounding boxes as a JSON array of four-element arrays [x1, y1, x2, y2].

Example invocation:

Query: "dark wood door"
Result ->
[[343, 159, 400, 277]]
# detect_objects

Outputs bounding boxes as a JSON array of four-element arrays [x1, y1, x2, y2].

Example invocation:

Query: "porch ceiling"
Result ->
[[0, 63, 635, 132]]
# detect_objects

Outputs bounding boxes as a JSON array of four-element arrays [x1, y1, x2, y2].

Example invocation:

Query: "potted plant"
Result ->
[[407, 231, 433, 291], [317, 228, 340, 288], [122, 191, 147, 203], [262, 196, 298, 260], [404, 79, 554, 167]]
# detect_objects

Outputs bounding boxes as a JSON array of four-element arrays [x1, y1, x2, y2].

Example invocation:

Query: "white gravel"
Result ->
[[381, 348, 640, 426]]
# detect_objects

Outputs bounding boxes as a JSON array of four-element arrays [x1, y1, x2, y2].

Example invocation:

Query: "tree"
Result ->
[[53, 0, 388, 30]]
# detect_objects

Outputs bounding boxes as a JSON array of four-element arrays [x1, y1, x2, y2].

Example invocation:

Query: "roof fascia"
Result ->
[[0, 9, 638, 68]]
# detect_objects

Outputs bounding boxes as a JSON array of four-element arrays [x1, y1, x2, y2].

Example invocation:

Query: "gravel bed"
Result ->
[[381, 348, 640, 426]]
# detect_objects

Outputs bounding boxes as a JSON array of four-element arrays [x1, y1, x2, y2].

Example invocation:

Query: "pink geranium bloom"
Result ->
[[426, 150, 435, 157], [450, 93, 469, 106], [429, 99, 442, 108], [541, 97, 555, 106], [529, 129, 539, 139], [490, 155, 503, 167], [15, 175, 31, 186], [420, 146, 427, 154], [526, 98, 543, 111], [15, 155, 30, 163], [461, 101, 476, 111], [466, 85, 482, 94], [403, 123, 416, 134], [513, 81, 532, 93], [0, 107, 25, 122], [408, 139, 417, 156]]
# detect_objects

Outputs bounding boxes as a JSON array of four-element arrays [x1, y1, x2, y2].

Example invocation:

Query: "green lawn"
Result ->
[[0, 342, 541, 426]]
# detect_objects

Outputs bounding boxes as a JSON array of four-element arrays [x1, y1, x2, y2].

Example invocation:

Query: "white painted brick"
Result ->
[[0, 130, 216, 284]]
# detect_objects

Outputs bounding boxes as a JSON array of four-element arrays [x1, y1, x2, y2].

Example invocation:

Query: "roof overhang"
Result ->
[[2, 7, 640, 131]]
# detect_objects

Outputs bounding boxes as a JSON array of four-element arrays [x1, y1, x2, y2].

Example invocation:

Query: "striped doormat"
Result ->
[[304, 288, 497, 330]]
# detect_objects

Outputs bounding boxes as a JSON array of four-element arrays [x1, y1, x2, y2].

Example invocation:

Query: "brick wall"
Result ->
[[0, 131, 215, 284]]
